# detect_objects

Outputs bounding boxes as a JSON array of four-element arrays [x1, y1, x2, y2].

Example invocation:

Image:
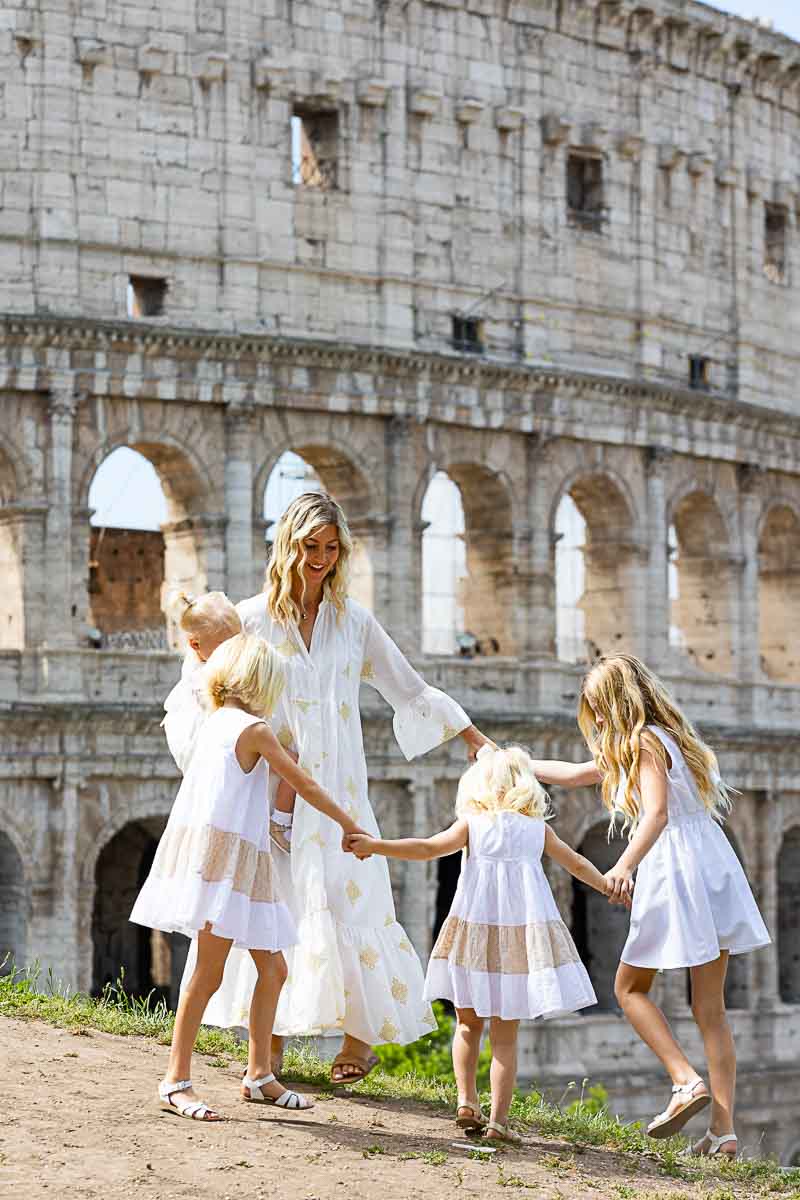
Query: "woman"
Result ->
[[199, 492, 492, 1084]]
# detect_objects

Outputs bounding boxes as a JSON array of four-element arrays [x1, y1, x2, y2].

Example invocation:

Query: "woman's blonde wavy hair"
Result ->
[[578, 653, 731, 837], [265, 492, 353, 626], [202, 633, 285, 719], [167, 590, 241, 639], [456, 746, 551, 820]]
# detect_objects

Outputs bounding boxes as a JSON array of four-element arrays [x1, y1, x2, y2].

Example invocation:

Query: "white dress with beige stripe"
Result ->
[[426, 812, 597, 1020], [130, 707, 297, 952]]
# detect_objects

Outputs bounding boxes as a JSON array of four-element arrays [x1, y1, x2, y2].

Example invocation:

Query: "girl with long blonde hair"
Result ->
[[532, 654, 770, 1158], [347, 746, 610, 1143], [193, 489, 494, 1087], [131, 634, 363, 1120]]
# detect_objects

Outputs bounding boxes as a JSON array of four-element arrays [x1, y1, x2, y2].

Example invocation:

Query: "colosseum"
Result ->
[[1, 0, 800, 1163]]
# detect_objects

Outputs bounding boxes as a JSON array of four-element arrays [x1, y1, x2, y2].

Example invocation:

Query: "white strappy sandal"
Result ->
[[455, 1098, 487, 1134], [242, 1073, 314, 1109], [647, 1077, 709, 1139], [159, 1079, 221, 1121], [687, 1129, 738, 1158]]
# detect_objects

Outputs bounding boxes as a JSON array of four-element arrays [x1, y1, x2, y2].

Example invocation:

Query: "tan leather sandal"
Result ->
[[330, 1051, 379, 1086], [647, 1077, 710, 1139], [455, 1098, 487, 1133], [485, 1120, 523, 1145]]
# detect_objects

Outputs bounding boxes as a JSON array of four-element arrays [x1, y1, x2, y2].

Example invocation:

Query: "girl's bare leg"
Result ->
[[165, 925, 232, 1115], [486, 1017, 519, 1130], [690, 953, 737, 1152], [615, 962, 705, 1120], [242, 949, 290, 1102], [453, 1007, 485, 1108]]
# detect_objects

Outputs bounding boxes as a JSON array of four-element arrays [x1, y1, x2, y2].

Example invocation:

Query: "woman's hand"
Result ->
[[604, 863, 633, 904], [344, 831, 376, 860], [461, 725, 496, 762]]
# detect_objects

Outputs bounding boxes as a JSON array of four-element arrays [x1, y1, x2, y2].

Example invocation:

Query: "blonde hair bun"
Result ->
[[167, 589, 242, 639], [456, 745, 551, 820], [201, 633, 286, 719]]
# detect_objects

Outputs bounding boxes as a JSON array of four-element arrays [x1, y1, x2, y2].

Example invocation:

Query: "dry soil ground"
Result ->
[[0, 1016, 779, 1199]]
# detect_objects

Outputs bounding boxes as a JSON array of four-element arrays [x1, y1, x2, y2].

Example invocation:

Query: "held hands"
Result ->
[[343, 831, 376, 860], [462, 726, 497, 763], [604, 864, 634, 909]]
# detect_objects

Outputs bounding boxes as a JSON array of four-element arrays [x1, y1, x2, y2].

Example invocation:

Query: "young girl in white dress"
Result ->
[[532, 654, 770, 1158], [131, 633, 363, 1121], [347, 746, 612, 1144], [161, 591, 242, 774]]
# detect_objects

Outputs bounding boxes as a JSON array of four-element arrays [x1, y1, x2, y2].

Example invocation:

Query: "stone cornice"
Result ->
[[3, 315, 800, 463]]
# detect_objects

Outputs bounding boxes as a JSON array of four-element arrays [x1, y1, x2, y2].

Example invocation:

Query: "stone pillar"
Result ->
[[384, 417, 419, 655], [224, 403, 256, 603], [0, 502, 48, 649], [400, 777, 437, 961], [644, 447, 672, 669], [754, 788, 781, 1009], [520, 436, 556, 659], [737, 464, 763, 684], [45, 392, 78, 648], [59, 763, 82, 991], [348, 514, 392, 619]]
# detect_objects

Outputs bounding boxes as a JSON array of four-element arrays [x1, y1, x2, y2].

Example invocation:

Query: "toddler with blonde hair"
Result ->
[[346, 745, 612, 1143], [132, 634, 364, 1121]]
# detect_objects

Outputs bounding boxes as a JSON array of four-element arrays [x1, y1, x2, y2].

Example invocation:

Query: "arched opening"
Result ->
[[0, 447, 24, 651], [92, 818, 188, 1007], [421, 471, 467, 654], [262, 447, 374, 611], [0, 831, 27, 973], [722, 829, 749, 1009], [778, 826, 800, 1004], [670, 492, 733, 675], [421, 464, 514, 657], [554, 475, 640, 664], [87, 444, 208, 649], [572, 822, 629, 1011], [758, 506, 800, 682]]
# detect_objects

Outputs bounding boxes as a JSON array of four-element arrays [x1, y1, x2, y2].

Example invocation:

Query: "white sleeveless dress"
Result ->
[[621, 726, 771, 971], [425, 811, 597, 1020], [130, 707, 297, 952]]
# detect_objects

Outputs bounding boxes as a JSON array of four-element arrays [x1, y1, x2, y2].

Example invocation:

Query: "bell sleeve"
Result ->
[[361, 611, 471, 761], [161, 656, 207, 775]]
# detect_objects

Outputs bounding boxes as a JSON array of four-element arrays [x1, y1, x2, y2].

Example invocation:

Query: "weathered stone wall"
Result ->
[[2, 0, 800, 1165], [88, 528, 165, 638]]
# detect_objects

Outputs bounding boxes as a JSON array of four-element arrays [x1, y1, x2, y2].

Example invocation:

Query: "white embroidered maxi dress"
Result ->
[[426, 812, 597, 1020], [130, 707, 296, 952], [621, 726, 771, 971], [194, 596, 472, 1044]]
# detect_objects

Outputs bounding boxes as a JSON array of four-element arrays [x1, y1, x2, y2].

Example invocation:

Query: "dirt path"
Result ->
[[0, 1016, 766, 1199]]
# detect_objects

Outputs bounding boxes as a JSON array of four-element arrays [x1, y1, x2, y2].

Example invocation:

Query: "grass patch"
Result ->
[[2, 962, 800, 1196]]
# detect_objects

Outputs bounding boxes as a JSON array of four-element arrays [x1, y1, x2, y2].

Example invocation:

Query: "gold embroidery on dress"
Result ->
[[431, 916, 580, 975], [398, 938, 412, 954], [339, 701, 351, 721], [307, 950, 326, 973], [310, 831, 326, 848], [390, 977, 408, 1004], [384, 915, 394, 927], [379, 1019, 399, 1042], [359, 946, 379, 969], [276, 637, 300, 657], [295, 698, 313, 714], [422, 1007, 437, 1028], [276, 724, 295, 751], [153, 824, 275, 902], [345, 879, 362, 904], [345, 777, 358, 799], [442, 722, 459, 742], [360, 659, 375, 682], [342, 663, 351, 678]]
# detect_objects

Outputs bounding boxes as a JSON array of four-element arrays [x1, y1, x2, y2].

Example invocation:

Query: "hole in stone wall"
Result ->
[[421, 471, 467, 655], [764, 204, 787, 285], [555, 493, 586, 664], [758, 506, 800, 683], [127, 276, 167, 318], [0, 831, 26, 973], [567, 152, 604, 231], [688, 355, 710, 391], [670, 492, 733, 675], [452, 315, 484, 354], [291, 107, 339, 190]]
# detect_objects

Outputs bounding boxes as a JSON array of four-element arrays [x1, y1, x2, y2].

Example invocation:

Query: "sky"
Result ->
[[710, 0, 800, 38]]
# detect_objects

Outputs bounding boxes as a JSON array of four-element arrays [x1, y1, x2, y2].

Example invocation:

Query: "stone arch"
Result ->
[[82, 437, 221, 648], [758, 503, 800, 683], [90, 816, 187, 1007], [258, 440, 376, 610], [778, 825, 800, 1004], [572, 821, 629, 1011], [0, 443, 25, 650], [418, 460, 516, 656], [0, 829, 28, 974], [669, 489, 734, 676], [551, 470, 642, 663]]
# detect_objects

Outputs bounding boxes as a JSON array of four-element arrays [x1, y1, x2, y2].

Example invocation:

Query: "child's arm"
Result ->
[[530, 759, 601, 788], [605, 748, 668, 900], [345, 820, 468, 862], [242, 723, 362, 837], [543, 825, 617, 899], [275, 776, 296, 815]]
